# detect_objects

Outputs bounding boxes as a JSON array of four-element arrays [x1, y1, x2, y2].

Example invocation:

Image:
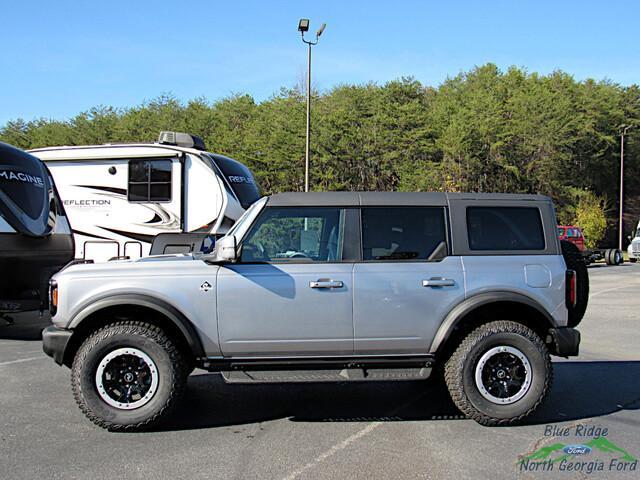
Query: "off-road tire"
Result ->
[[560, 240, 589, 327], [444, 321, 552, 426], [71, 321, 188, 431]]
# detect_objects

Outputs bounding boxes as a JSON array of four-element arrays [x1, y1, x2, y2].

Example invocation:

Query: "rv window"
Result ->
[[128, 159, 172, 202]]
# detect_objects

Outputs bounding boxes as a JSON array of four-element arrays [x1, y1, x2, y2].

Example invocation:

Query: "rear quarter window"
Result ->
[[467, 206, 545, 251]]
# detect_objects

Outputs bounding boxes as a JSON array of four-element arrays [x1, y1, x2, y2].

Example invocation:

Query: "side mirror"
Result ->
[[214, 235, 238, 262]]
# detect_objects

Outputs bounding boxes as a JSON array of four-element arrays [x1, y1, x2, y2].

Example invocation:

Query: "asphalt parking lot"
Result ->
[[1, 264, 639, 480]]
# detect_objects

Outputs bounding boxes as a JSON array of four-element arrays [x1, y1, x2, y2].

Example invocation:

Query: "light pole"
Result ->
[[298, 19, 326, 192], [619, 124, 633, 250]]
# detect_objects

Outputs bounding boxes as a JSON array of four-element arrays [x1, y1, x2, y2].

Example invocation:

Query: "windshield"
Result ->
[[209, 154, 260, 208]]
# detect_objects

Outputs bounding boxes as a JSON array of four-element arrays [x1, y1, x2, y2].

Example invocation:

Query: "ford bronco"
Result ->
[[42, 192, 587, 430]]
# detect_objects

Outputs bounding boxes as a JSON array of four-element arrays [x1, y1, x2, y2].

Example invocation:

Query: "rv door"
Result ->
[[0, 142, 74, 313]]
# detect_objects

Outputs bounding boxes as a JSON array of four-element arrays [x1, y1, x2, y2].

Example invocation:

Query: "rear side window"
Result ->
[[361, 207, 447, 261], [128, 159, 172, 202], [467, 207, 545, 251]]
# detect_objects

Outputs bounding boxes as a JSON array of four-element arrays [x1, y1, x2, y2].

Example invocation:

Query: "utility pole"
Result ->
[[619, 124, 633, 251], [298, 19, 326, 192]]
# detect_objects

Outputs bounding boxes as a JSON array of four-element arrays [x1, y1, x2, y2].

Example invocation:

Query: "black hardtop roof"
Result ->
[[266, 191, 551, 207]]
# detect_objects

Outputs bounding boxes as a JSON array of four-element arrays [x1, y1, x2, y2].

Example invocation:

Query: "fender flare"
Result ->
[[428, 291, 557, 354], [68, 293, 206, 358]]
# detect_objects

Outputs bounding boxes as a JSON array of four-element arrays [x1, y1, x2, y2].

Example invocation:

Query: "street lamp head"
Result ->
[[298, 19, 310, 33], [316, 23, 326, 37]]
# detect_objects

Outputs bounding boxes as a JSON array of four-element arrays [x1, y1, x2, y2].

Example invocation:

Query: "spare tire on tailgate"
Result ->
[[560, 240, 589, 327]]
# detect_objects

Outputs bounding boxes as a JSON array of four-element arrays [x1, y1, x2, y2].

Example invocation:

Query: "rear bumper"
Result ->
[[548, 327, 580, 357], [42, 326, 72, 365]]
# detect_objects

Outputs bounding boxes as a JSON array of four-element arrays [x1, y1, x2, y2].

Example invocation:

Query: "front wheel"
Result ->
[[444, 321, 552, 426], [71, 321, 188, 431]]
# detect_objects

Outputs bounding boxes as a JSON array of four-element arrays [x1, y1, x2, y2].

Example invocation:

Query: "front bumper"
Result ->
[[548, 327, 580, 357], [42, 326, 73, 366]]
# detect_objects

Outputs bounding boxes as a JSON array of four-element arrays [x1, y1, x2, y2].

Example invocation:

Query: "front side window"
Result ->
[[361, 207, 447, 261], [128, 159, 172, 202], [240, 207, 345, 262], [467, 206, 545, 251]]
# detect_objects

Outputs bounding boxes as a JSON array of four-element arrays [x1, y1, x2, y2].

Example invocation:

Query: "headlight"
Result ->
[[49, 280, 58, 316]]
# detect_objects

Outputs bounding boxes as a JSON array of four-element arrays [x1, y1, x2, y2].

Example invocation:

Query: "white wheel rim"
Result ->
[[474, 345, 532, 405], [95, 348, 159, 410]]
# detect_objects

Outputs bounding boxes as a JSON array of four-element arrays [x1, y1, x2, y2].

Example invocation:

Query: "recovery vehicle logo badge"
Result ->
[[200, 281, 212, 292]]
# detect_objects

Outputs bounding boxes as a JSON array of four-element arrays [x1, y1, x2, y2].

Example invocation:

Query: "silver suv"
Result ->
[[42, 192, 586, 430]]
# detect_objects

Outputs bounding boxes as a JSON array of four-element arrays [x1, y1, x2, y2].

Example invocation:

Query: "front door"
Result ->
[[353, 206, 465, 354], [217, 206, 355, 357]]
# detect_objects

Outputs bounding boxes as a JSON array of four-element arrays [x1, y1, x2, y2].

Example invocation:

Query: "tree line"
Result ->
[[2, 63, 639, 245]]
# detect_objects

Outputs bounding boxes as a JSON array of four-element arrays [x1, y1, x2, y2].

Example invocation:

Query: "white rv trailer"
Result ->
[[30, 132, 260, 262]]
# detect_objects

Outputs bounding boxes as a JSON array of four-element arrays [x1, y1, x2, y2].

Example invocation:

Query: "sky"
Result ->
[[1, 0, 639, 125]]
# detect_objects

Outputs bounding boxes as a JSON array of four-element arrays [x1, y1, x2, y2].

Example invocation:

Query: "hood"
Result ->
[[0, 142, 56, 237], [56, 253, 199, 277]]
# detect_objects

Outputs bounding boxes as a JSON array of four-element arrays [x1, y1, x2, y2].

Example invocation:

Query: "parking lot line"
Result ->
[[589, 284, 639, 300], [0, 356, 45, 367], [281, 392, 427, 480]]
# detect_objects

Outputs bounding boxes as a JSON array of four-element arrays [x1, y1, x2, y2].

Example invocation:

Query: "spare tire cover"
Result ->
[[560, 240, 589, 327], [0, 141, 54, 237]]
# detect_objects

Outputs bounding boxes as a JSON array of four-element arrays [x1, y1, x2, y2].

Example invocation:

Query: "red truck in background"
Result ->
[[557, 225, 586, 251], [557, 225, 623, 265]]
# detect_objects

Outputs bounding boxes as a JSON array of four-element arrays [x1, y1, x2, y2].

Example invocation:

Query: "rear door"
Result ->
[[353, 207, 465, 355]]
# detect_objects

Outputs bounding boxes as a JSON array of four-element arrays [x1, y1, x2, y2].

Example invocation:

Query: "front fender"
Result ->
[[67, 293, 205, 358]]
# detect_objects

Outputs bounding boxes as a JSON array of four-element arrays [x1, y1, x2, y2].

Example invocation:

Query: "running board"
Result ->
[[206, 355, 435, 383], [220, 366, 432, 383]]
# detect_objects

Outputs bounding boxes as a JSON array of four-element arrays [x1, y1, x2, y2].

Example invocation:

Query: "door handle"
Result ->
[[422, 278, 455, 288], [309, 280, 344, 289]]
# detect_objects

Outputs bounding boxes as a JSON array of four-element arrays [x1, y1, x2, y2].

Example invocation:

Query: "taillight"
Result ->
[[566, 270, 577, 308], [49, 281, 58, 316]]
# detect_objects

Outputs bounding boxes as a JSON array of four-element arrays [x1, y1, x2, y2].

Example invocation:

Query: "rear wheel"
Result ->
[[631, 258, 638, 264], [71, 321, 188, 431], [444, 321, 552, 426]]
